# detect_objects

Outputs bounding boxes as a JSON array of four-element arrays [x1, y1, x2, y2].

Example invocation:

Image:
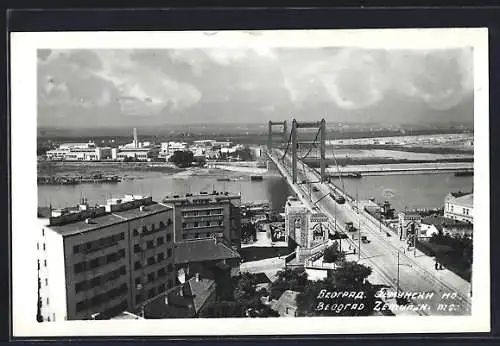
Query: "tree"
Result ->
[[331, 261, 372, 287], [323, 241, 345, 263], [168, 150, 194, 167], [296, 261, 378, 317], [269, 268, 308, 299]]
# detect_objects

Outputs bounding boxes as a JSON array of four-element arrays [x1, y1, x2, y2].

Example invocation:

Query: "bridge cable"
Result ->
[[300, 127, 321, 160], [280, 129, 293, 161]]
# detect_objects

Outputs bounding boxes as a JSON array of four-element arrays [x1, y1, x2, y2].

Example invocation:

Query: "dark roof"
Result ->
[[112, 203, 172, 220], [174, 239, 240, 264], [142, 276, 215, 319], [449, 191, 471, 198], [48, 213, 126, 237]]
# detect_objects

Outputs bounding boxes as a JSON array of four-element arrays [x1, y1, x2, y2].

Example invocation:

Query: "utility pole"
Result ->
[[413, 223, 417, 257], [396, 251, 400, 297], [358, 217, 361, 261]]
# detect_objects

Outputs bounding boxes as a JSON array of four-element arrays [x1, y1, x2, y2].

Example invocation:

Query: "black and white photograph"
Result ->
[[11, 28, 490, 336]]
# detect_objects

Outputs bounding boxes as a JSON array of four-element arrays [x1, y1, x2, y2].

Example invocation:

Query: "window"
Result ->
[[134, 261, 141, 270], [45, 278, 48, 286], [167, 218, 172, 226], [73, 245, 80, 253], [46, 297, 50, 305], [148, 272, 155, 282], [151, 223, 156, 231], [206, 232, 211, 237], [168, 279, 173, 288], [157, 236, 164, 246], [37, 243, 39, 251], [182, 234, 188, 239], [136, 294, 143, 304], [148, 288, 156, 299], [119, 249, 125, 258], [194, 233, 199, 238], [158, 268, 166, 277], [160, 221, 165, 229], [181, 222, 187, 229], [133, 229, 139, 236], [167, 249, 172, 258], [134, 244, 141, 253], [167, 264, 173, 273], [147, 240, 154, 249], [42, 229, 44, 236], [157, 252, 165, 262], [43, 243, 46, 251], [44, 259, 47, 267], [135, 277, 141, 286], [120, 266, 126, 275], [166, 234, 172, 242], [158, 283, 165, 293], [194, 222, 199, 228], [147, 256, 155, 266]]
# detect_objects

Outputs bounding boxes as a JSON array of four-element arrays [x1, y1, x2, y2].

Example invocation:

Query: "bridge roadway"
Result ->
[[269, 149, 472, 316]]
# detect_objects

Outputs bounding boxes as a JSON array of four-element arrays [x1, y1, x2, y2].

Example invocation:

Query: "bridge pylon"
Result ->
[[290, 118, 327, 184], [267, 120, 288, 151]]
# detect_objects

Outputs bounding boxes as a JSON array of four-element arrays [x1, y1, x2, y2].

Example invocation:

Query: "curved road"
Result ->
[[272, 149, 471, 316]]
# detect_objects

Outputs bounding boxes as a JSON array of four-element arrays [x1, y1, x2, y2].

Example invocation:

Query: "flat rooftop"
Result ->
[[174, 239, 240, 264], [46, 202, 172, 237], [112, 203, 172, 220]]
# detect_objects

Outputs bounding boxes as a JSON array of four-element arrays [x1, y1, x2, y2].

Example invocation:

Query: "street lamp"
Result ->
[[396, 248, 412, 298]]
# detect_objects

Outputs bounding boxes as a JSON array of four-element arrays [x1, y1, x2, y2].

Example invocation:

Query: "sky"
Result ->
[[37, 47, 474, 129]]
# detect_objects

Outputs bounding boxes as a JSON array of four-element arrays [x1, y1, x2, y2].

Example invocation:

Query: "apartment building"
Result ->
[[444, 192, 473, 223], [37, 195, 175, 321], [162, 192, 241, 250]]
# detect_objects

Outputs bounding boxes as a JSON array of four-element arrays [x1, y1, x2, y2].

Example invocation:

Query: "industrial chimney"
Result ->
[[133, 128, 138, 148]]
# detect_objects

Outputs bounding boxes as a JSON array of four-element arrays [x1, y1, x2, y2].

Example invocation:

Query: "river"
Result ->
[[38, 168, 472, 213]]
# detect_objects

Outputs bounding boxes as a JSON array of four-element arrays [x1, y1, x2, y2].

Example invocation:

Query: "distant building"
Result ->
[[113, 147, 159, 161], [420, 215, 473, 238], [444, 192, 473, 223], [159, 142, 189, 161], [397, 211, 422, 240], [163, 192, 242, 250], [37, 195, 176, 321], [46, 142, 112, 161]]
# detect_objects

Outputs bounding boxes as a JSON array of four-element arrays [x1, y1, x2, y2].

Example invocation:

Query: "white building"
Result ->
[[159, 142, 189, 161], [46, 143, 111, 161], [444, 192, 473, 223], [420, 216, 473, 238], [37, 195, 176, 321]]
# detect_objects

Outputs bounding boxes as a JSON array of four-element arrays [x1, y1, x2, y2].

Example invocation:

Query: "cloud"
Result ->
[[38, 49, 202, 121]]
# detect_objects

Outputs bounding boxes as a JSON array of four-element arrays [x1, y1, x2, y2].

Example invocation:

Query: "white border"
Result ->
[[11, 28, 490, 337]]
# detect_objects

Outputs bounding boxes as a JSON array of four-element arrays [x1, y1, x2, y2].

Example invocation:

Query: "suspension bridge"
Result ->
[[266, 118, 472, 316]]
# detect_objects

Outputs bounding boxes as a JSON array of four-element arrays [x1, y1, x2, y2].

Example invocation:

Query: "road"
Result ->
[[271, 149, 472, 316]]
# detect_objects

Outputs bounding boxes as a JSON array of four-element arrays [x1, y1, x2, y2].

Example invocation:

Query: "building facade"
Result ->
[[162, 192, 241, 250], [397, 211, 422, 240], [444, 192, 473, 223], [37, 195, 176, 321]]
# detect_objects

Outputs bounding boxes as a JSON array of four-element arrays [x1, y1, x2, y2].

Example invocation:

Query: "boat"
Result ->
[[250, 175, 263, 181], [217, 177, 230, 181], [454, 171, 473, 177]]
